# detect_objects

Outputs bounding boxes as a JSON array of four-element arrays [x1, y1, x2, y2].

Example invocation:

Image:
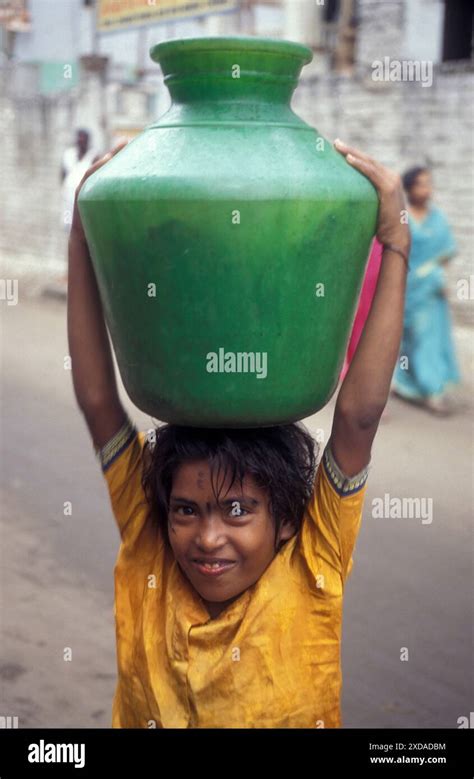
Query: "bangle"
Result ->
[[94, 416, 137, 471], [382, 243, 410, 270]]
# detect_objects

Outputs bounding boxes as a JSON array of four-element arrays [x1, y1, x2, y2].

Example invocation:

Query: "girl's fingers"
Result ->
[[110, 139, 129, 156], [334, 138, 375, 165], [335, 140, 402, 196], [345, 153, 384, 190], [72, 140, 129, 237], [76, 140, 128, 192], [92, 140, 128, 169], [90, 145, 119, 172], [334, 138, 388, 185], [98, 140, 128, 165], [78, 156, 107, 187]]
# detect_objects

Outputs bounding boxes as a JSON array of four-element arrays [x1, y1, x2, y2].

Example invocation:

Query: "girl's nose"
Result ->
[[195, 514, 226, 551]]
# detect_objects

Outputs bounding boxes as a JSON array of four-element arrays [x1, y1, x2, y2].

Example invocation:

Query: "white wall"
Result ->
[[15, 0, 82, 62], [13, 0, 250, 69], [403, 0, 445, 63]]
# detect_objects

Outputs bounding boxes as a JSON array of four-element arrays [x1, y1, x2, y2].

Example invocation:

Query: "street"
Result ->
[[0, 290, 472, 728]]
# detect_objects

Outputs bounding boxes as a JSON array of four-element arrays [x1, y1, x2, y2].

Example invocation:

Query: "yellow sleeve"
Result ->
[[94, 416, 157, 549], [300, 436, 370, 587]]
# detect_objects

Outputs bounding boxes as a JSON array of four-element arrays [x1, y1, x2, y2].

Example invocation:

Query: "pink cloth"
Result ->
[[340, 238, 383, 382]]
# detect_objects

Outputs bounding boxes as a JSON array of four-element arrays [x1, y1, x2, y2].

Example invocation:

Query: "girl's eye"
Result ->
[[229, 502, 249, 518], [174, 506, 196, 516]]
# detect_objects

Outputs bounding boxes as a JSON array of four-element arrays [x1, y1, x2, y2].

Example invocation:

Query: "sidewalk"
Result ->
[[1, 490, 116, 728]]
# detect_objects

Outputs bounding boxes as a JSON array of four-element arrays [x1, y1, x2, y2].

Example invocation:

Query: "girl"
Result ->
[[68, 138, 410, 728]]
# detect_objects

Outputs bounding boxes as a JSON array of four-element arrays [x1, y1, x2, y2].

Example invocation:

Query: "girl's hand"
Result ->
[[70, 140, 128, 245], [334, 139, 411, 256]]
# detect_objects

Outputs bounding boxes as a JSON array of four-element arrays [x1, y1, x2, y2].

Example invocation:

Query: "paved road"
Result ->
[[1, 292, 472, 728]]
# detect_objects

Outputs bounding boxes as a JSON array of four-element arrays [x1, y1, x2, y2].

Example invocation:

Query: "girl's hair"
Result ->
[[141, 423, 318, 548], [402, 165, 429, 193]]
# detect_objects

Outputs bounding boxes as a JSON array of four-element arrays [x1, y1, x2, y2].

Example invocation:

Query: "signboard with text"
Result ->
[[97, 0, 239, 32]]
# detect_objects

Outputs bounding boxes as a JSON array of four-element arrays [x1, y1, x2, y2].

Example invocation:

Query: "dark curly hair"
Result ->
[[141, 423, 318, 550]]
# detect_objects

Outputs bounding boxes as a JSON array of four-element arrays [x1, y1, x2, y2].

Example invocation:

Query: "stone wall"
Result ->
[[293, 64, 473, 322], [294, 0, 473, 323]]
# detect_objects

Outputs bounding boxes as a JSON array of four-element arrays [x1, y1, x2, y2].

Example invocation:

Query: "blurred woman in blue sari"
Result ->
[[392, 168, 460, 414]]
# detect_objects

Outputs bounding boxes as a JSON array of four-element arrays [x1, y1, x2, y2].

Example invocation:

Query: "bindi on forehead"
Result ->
[[196, 471, 207, 489]]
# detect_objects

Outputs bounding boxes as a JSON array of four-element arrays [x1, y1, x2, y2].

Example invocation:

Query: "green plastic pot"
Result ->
[[78, 36, 378, 427]]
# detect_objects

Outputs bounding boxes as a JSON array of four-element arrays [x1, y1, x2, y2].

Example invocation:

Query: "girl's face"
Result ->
[[168, 459, 295, 619]]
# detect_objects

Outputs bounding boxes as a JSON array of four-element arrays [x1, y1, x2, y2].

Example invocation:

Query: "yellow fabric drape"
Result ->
[[100, 425, 369, 728]]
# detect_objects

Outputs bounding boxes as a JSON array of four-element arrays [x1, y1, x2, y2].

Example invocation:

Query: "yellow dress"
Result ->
[[95, 418, 370, 728]]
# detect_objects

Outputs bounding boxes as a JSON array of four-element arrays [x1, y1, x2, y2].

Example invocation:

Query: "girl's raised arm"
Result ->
[[329, 139, 411, 477], [67, 142, 129, 450]]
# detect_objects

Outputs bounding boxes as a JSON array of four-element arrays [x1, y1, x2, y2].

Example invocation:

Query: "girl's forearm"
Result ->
[[67, 233, 121, 412], [336, 247, 408, 419]]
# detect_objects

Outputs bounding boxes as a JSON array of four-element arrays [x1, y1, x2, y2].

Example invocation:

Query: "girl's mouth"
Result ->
[[191, 559, 237, 577]]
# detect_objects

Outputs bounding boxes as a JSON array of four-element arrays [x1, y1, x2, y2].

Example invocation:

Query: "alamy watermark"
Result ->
[[372, 57, 433, 88], [0, 278, 18, 305], [372, 493, 433, 524], [0, 715, 19, 728], [28, 740, 85, 768], [206, 348, 267, 380]]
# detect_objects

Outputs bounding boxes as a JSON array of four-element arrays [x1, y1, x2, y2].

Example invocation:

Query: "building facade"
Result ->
[[0, 0, 472, 326]]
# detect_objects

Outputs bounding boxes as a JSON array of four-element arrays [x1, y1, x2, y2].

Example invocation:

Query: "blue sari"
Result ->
[[392, 206, 460, 399]]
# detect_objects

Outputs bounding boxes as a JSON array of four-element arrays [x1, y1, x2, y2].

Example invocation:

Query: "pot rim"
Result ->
[[150, 35, 313, 66]]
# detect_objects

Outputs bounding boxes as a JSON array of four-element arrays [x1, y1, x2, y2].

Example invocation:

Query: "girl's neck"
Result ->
[[203, 593, 241, 620]]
